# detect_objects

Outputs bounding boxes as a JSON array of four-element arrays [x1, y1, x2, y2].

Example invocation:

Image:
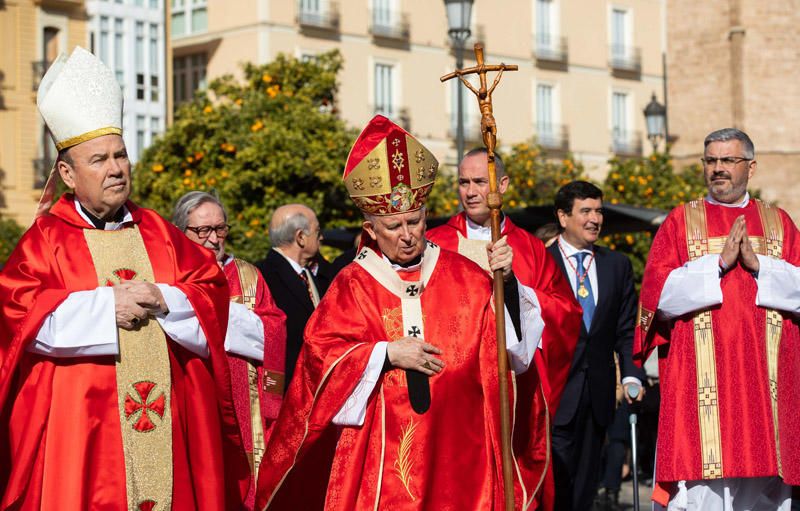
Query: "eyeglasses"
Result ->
[[186, 224, 230, 239], [700, 156, 751, 169]]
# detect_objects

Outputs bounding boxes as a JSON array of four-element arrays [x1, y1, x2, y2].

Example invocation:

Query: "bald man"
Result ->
[[256, 205, 331, 384]]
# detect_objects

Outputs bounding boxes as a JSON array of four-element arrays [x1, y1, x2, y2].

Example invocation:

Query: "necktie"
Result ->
[[575, 252, 595, 330], [298, 269, 320, 307]]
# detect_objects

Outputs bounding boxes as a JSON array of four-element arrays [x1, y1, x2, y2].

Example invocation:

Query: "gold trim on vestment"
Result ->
[[84, 226, 173, 511], [756, 200, 784, 476], [456, 231, 491, 272], [683, 200, 723, 479], [393, 419, 419, 501], [56, 126, 122, 150], [234, 258, 268, 477]]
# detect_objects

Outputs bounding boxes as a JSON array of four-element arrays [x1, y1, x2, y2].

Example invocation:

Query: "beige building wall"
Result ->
[[0, 0, 87, 224], [172, 0, 667, 179], [667, 0, 800, 219]]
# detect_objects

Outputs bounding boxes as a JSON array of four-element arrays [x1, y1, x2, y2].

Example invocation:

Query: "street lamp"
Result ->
[[643, 93, 667, 153], [445, 0, 473, 163]]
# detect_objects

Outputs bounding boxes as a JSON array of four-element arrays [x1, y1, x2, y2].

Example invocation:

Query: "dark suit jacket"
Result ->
[[256, 249, 331, 385], [547, 243, 644, 428]]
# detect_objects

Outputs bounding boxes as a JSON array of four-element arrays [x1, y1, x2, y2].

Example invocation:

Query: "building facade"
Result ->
[[171, 0, 667, 176], [667, 0, 800, 218], [0, 0, 87, 222], [86, 0, 168, 161]]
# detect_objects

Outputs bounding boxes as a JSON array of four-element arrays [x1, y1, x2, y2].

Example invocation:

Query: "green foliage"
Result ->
[[0, 216, 24, 265], [133, 51, 360, 261], [600, 152, 708, 282], [426, 141, 586, 217]]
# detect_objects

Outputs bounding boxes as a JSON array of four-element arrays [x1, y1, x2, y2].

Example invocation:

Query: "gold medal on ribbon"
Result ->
[[577, 284, 589, 298]]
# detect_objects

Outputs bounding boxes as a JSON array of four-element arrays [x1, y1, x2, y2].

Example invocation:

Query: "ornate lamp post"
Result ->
[[643, 93, 667, 154], [444, 0, 473, 162]]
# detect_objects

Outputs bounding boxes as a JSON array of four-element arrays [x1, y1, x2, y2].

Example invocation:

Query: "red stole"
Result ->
[[256, 246, 550, 510], [634, 199, 800, 490], [0, 194, 249, 510]]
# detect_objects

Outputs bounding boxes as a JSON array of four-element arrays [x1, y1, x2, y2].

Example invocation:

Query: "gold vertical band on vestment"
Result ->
[[757, 200, 785, 476], [683, 201, 724, 479], [234, 259, 267, 477], [84, 227, 173, 511]]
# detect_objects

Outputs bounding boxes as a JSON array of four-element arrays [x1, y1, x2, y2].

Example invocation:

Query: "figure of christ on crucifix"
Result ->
[[440, 43, 518, 154]]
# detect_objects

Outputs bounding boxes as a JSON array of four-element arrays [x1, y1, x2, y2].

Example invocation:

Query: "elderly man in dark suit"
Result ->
[[256, 204, 331, 385], [547, 181, 645, 511]]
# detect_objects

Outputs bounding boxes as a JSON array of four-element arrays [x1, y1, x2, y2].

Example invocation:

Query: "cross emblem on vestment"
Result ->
[[405, 284, 419, 297], [408, 326, 421, 337], [124, 381, 166, 432], [138, 500, 157, 511], [357, 250, 368, 260]]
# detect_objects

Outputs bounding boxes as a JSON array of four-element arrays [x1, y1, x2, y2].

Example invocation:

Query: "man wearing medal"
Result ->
[[546, 180, 644, 511]]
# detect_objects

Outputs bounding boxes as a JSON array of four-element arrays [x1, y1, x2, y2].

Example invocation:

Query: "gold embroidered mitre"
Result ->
[[343, 115, 438, 215]]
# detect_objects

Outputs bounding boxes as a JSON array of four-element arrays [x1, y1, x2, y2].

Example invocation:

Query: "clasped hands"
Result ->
[[113, 280, 168, 330], [720, 215, 759, 274]]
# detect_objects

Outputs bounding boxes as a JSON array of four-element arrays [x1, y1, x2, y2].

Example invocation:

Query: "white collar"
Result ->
[[222, 254, 234, 267], [273, 247, 317, 276], [704, 192, 750, 208], [557, 235, 593, 258], [73, 198, 132, 230], [382, 253, 423, 273], [465, 214, 506, 241]]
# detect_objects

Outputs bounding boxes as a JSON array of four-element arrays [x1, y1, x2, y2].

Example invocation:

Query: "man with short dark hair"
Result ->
[[547, 180, 643, 511], [0, 47, 247, 509], [256, 204, 330, 384], [636, 128, 800, 510], [174, 191, 287, 510]]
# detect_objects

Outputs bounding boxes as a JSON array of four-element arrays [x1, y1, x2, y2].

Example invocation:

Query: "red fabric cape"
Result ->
[[224, 259, 287, 510], [427, 213, 582, 413], [256, 246, 550, 510], [0, 194, 249, 510], [634, 200, 800, 488]]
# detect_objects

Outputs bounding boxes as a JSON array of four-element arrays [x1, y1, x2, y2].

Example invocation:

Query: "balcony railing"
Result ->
[[32, 60, 50, 91], [370, 11, 410, 41], [609, 45, 641, 73], [536, 124, 569, 152], [611, 130, 642, 156], [297, 2, 340, 31], [533, 34, 568, 64]]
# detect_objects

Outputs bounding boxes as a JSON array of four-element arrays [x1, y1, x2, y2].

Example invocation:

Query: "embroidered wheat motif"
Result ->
[[394, 419, 418, 501]]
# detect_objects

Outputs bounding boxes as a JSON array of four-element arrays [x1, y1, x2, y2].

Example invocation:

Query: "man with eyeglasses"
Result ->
[[173, 191, 287, 511], [635, 128, 800, 510], [0, 48, 247, 509]]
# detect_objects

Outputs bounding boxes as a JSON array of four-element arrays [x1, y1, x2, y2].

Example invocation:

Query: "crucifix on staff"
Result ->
[[441, 43, 519, 511]]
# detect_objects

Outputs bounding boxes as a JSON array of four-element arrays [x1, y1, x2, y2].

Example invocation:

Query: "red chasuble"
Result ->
[[223, 259, 287, 510], [0, 195, 249, 510], [634, 199, 800, 491], [256, 244, 550, 510], [427, 213, 581, 414]]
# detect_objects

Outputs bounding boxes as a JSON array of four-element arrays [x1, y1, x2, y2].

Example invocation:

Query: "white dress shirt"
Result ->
[[222, 255, 266, 361]]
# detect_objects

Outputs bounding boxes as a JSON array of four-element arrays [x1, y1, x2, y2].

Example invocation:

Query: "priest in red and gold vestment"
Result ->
[[0, 47, 248, 510], [174, 191, 287, 511], [427, 148, 581, 511], [256, 115, 550, 510], [635, 128, 800, 510]]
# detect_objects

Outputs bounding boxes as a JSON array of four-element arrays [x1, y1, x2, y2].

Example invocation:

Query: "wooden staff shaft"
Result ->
[[486, 152, 515, 511]]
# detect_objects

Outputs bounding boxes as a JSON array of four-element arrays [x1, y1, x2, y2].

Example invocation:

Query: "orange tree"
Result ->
[[133, 51, 359, 262], [601, 152, 707, 282], [426, 141, 586, 218]]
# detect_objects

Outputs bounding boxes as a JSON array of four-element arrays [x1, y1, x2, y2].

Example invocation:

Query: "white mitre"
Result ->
[[37, 46, 123, 151]]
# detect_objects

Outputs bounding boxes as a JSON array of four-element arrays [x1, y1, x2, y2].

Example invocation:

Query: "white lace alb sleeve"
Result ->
[[505, 282, 545, 375], [755, 254, 800, 315], [224, 301, 265, 360], [657, 254, 722, 319], [153, 284, 209, 358], [332, 342, 388, 426]]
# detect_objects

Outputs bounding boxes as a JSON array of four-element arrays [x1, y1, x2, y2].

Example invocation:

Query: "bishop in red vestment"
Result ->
[[0, 47, 248, 510], [256, 116, 550, 510], [174, 191, 288, 511], [635, 129, 800, 509]]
